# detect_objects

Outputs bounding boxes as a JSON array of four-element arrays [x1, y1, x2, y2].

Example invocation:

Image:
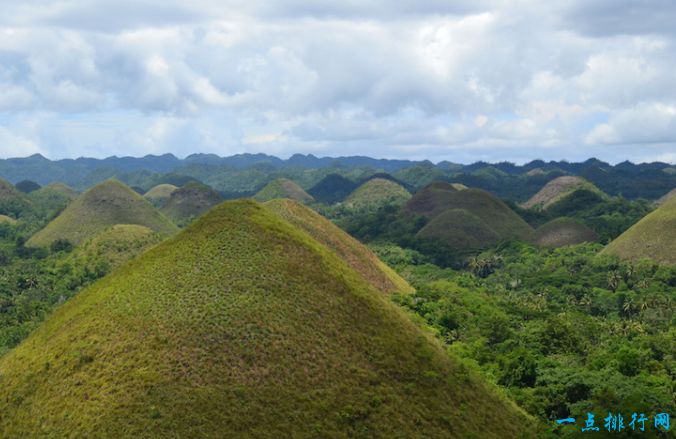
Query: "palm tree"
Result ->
[[607, 270, 621, 293]]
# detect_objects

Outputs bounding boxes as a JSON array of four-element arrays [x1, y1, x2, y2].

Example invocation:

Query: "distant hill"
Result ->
[[160, 182, 223, 225], [144, 183, 178, 207], [656, 188, 676, 205], [265, 199, 413, 294], [407, 182, 534, 251], [27, 183, 78, 219], [27, 179, 178, 247], [534, 218, 598, 248], [522, 176, 605, 210], [14, 180, 41, 193], [0, 199, 532, 438], [308, 173, 357, 204], [0, 178, 33, 218], [343, 178, 411, 209], [416, 209, 502, 250], [601, 196, 676, 265], [253, 178, 314, 203]]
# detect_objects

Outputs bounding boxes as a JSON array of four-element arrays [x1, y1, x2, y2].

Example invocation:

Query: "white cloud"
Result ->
[[0, 0, 674, 163]]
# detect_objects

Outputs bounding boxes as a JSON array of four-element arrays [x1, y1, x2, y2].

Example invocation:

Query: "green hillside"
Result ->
[[63, 224, 163, 274], [253, 178, 314, 203], [533, 217, 598, 248], [27, 179, 178, 247], [264, 199, 413, 294], [27, 183, 78, 219], [144, 184, 178, 207], [0, 178, 33, 218], [0, 214, 17, 225], [160, 182, 223, 226], [522, 176, 605, 210], [344, 178, 411, 210], [601, 196, 676, 265], [0, 200, 532, 438], [406, 183, 533, 242]]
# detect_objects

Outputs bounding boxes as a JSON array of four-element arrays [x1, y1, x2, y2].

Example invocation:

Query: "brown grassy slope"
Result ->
[[406, 183, 533, 242], [144, 184, 178, 207], [601, 196, 676, 265], [0, 200, 533, 438], [521, 176, 604, 210], [254, 178, 314, 203], [264, 199, 413, 294], [27, 179, 178, 247], [416, 209, 502, 250], [534, 217, 598, 248], [343, 178, 411, 209], [160, 182, 223, 226]]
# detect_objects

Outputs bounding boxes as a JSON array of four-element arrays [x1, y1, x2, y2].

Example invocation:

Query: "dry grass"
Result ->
[[0, 199, 534, 438], [533, 217, 598, 248], [254, 178, 314, 203], [601, 196, 676, 265], [265, 199, 414, 294], [521, 176, 605, 210]]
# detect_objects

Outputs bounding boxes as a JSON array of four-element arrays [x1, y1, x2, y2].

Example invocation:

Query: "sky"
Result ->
[[0, 0, 675, 164]]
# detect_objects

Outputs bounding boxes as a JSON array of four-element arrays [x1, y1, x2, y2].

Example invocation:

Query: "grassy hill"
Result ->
[[601, 196, 676, 265], [0, 178, 33, 218], [254, 178, 314, 203], [0, 214, 17, 225], [308, 174, 358, 204], [343, 178, 411, 210], [522, 176, 605, 210], [62, 224, 163, 274], [264, 199, 413, 294], [144, 184, 178, 208], [656, 187, 676, 205], [0, 199, 533, 438], [27, 179, 178, 247], [27, 183, 78, 219], [406, 182, 533, 243], [416, 209, 502, 250], [160, 182, 223, 226], [533, 217, 598, 248]]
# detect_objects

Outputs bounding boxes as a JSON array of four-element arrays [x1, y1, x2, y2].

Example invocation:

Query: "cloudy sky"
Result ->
[[0, 0, 675, 163]]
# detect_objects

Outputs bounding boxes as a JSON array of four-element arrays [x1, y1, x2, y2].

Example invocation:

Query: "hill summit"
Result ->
[[144, 183, 178, 207], [522, 176, 604, 210], [264, 199, 413, 294], [0, 199, 531, 438], [27, 179, 178, 247], [601, 196, 676, 265], [254, 178, 314, 203], [344, 178, 411, 209], [160, 182, 223, 226]]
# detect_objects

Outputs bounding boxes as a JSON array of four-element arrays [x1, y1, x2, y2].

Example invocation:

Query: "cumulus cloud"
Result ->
[[0, 0, 674, 163]]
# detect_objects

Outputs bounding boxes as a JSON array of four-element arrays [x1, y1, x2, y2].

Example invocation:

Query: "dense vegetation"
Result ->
[[375, 242, 675, 437]]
